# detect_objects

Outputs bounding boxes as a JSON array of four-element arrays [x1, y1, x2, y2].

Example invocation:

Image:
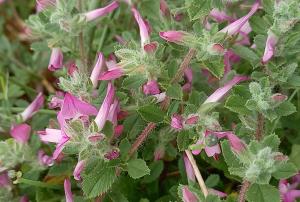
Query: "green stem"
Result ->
[[0, 107, 56, 115], [17, 178, 62, 190]]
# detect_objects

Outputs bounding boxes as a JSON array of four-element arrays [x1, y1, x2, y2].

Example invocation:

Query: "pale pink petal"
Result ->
[[204, 144, 221, 157], [171, 114, 183, 130], [38, 128, 62, 143], [21, 92, 44, 121], [143, 80, 160, 95], [182, 186, 198, 202], [95, 82, 115, 130], [153, 92, 166, 103], [107, 99, 119, 125], [210, 8, 234, 23], [131, 7, 150, 47], [204, 75, 249, 103], [60, 93, 97, 120], [38, 150, 54, 166], [183, 153, 195, 182], [159, 31, 186, 44], [64, 178, 73, 202], [98, 68, 124, 80], [262, 31, 278, 64], [84, 1, 119, 22], [209, 189, 227, 198], [0, 172, 10, 187], [10, 124, 31, 144], [48, 48, 63, 71], [36, 0, 55, 12], [220, 1, 260, 35], [73, 160, 85, 181], [90, 52, 106, 88], [53, 135, 69, 159]]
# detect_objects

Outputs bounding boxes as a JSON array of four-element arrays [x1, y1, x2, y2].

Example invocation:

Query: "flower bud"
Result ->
[[48, 48, 63, 71], [104, 149, 120, 160], [143, 80, 160, 95], [84, 1, 119, 22], [271, 93, 287, 102], [171, 114, 183, 130], [159, 31, 187, 44]]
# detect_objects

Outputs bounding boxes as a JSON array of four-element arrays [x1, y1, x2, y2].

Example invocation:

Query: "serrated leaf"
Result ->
[[246, 184, 280, 202], [225, 95, 251, 115], [82, 160, 117, 198], [122, 75, 146, 90], [221, 141, 243, 169], [275, 101, 296, 117], [289, 144, 300, 169], [177, 130, 192, 151], [127, 159, 150, 179], [201, 57, 224, 78], [166, 84, 183, 100], [185, 0, 211, 21], [232, 45, 260, 67], [142, 160, 164, 183], [273, 162, 298, 179], [205, 174, 220, 188], [137, 104, 166, 123]]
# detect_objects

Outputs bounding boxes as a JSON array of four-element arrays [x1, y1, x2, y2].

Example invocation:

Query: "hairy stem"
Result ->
[[185, 150, 209, 197], [170, 48, 196, 84], [128, 122, 156, 157], [238, 180, 251, 202], [255, 113, 264, 141]]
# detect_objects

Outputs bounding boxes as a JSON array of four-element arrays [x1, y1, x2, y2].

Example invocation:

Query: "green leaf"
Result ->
[[102, 121, 114, 139], [166, 84, 183, 100], [225, 95, 251, 115], [122, 75, 147, 90], [232, 45, 260, 67], [177, 130, 192, 151], [221, 140, 243, 169], [142, 160, 164, 183], [185, 0, 212, 21], [289, 144, 300, 169], [275, 101, 296, 117], [201, 57, 224, 78], [205, 174, 220, 188], [261, 134, 280, 151], [246, 184, 280, 202], [273, 162, 298, 179], [127, 159, 150, 179], [82, 160, 117, 198], [137, 104, 166, 123]]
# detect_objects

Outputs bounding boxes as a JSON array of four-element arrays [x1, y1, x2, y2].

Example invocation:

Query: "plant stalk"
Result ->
[[238, 180, 251, 202]]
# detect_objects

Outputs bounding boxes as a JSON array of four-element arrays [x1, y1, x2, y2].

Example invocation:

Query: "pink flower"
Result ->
[[38, 150, 54, 166], [171, 114, 184, 130], [84, 1, 119, 22], [107, 100, 119, 126], [210, 8, 234, 23], [60, 93, 97, 120], [159, 31, 187, 44], [143, 42, 158, 54], [48, 96, 63, 109], [10, 124, 31, 144], [104, 149, 120, 160], [185, 115, 199, 125], [36, 0, 56, 12], [73, 160, 85, 181], [48, 48, 63, 71], [182, 186, 198, 202], [272, 93, 287, 102], [160, 0, 170, 16], [192, 131, 245, 159], [219, 1, 260, 35], [143, 80, 160, 95], [0, 172, 10, 187], [98, 67, 124, 80], [131, 7, 150, 47], [279, 178, 300, 202], [262, 31, 278, 64], [64, 178, 73, 202], [20, 92, 44, 121], [183, 153, 195, 182], [20, 196, 29, 202], [38, 128, 70, 159], [204, 75, 249, 104], [95, 82, 115, 131], [154, 146, 165, 161], [90, 52, 106, 88], [114, 125, 124, 137]]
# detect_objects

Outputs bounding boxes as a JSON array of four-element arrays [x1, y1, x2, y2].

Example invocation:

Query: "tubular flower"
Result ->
[[143, 80, 160, 95], [73, 160, 85, 181], [182, 186, 198, 202], [204, 75, 249, 104], [262, 31, 278, 64], [131, 7, 150, 47], [98, 67, 124, 80], [219, 0, 260, 35], [20, 92, 44, 122], [279, 177, 300, 202], [48, 48, 63, 71], [159, 31, 188, 44], [84, 1, 119, 22], [183, 153, 195, 182], [94, 82, 115, 131], [90, 52, 107, 88], [64, 178, 73, 202], [36, 0, 55, 12]]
